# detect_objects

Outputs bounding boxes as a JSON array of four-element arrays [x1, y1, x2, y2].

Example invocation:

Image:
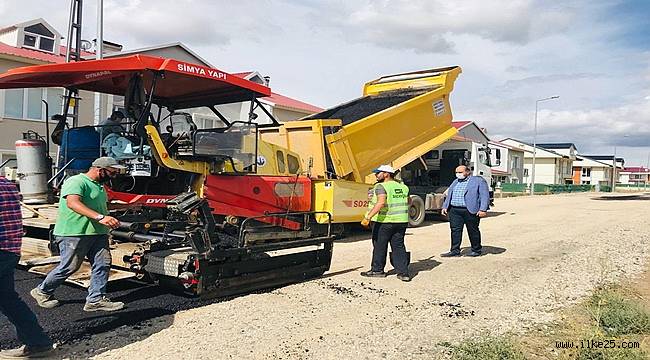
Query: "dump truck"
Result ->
[[0, 57, 462, 296], [399, 137, 500, 226], [259, 67, 462, 224]]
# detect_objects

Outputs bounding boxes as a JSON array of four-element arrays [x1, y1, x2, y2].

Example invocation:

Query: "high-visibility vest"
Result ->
[[366, 180, 409, 223]]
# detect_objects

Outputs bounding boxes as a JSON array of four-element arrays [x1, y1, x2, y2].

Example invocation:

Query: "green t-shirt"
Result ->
[[53, 174, 109, 236]]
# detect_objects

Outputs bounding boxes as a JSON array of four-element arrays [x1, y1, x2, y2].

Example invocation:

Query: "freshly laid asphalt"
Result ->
[[1, 269, 221, 350]]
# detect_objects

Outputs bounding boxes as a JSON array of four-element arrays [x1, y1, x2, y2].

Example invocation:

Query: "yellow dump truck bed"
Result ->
[[301, 66, 461, 183]]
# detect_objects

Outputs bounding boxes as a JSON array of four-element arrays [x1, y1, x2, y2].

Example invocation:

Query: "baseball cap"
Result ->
[[91, 157, 127, 170], [372, 164, 397, 174]]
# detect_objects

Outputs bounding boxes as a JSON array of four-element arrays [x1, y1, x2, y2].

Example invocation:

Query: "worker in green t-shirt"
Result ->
[[30, 157, 126, 312]]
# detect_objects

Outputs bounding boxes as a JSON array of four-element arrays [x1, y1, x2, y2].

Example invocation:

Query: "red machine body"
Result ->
[[106, 175, 312, 230]]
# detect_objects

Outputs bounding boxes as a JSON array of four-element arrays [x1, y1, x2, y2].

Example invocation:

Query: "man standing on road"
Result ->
[[360, 165, 411, 282], [441, 165, 490, 257], [0, 176, 55, 359], [30, 157, 126, 312]]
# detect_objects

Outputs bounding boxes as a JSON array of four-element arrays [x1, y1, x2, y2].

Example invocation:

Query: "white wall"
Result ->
[[524, 158, 556, 185]]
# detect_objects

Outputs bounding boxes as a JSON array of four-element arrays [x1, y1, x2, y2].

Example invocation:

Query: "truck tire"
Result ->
[[408, 195, 426, 227]]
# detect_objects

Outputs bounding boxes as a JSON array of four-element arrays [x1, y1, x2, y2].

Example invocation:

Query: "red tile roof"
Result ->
[[232, 71, 253, 77], [0, 42, 94, 64], [452, 120, 472, 129], [0, 42, 65, 63], [233, 72, 322, 113], [622, 166, 649, 173], [264, 92, 322, 113], [492, 169, 508, 175]]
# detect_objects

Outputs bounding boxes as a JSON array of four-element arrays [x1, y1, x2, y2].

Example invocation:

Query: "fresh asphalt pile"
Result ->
[[302, 89, 427, 125], [0, 269, 221, 350]]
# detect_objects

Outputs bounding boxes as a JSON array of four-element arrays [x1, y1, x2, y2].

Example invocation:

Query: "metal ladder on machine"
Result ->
[[64, 0, 83, 127], [52, 0, 84, 188]]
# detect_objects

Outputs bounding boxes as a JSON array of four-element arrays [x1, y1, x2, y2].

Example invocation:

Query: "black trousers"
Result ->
[[370, 222, 409, 275], [0, 250, 52, 348], [448, 206, 482, 253]]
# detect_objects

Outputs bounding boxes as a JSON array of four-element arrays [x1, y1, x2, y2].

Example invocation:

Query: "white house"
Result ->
[[580, 155, 625, 185], [500, 138, 574, 185], [572, 155, 612, 187], [488, 140, 526, 184], [619, 166, 650, 185]]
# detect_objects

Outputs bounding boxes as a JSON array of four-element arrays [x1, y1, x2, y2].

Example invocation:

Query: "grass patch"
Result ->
[[450, 335, 525, 360], [575, 345, 647, 360], [588, 289, 650, 336]]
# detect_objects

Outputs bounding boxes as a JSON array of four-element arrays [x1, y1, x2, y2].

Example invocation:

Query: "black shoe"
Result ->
[[396, 274, 411, 282], [440, 251, 461, 257], [466, 251, 482, 257], [360, 270, 387, 278]]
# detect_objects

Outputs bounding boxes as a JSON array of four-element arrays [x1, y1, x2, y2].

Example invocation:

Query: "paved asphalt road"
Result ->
[[1, 269, 219, 350]]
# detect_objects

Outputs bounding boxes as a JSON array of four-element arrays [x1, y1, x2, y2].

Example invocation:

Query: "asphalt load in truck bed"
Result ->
[[302, 89, 428, 125], [0, 269, 227, 350]]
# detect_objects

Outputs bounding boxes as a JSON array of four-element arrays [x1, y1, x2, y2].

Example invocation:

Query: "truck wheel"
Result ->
[[408, 195, 426, 227]]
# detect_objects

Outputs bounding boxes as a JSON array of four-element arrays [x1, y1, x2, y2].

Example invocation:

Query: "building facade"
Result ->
[[501, 138, 574, 185], [488, 140, 526, 184], [571, 156, 612, 187], [619, 166, 650, 185]]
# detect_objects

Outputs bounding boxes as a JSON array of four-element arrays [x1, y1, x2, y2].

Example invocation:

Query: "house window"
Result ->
[[581, 168, 591, 177], [3, 88, 63, 120], [22, 23, 56, 53], [523, 168, 529, 177], [510, 155, 520, 170], [4, 89, 24, 118]]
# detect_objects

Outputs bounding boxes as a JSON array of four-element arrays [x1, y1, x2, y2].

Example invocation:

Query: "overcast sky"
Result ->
[[1, 0, 649, 165]]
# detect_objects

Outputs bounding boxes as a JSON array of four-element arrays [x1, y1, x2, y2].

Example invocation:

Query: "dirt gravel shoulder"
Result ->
[[61, 192, 650, 359]]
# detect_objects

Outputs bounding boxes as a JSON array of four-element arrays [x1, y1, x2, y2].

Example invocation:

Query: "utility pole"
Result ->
[[530, 96, 559, 195], [94, 0, 104, 124], [612, 146, 617, 192]]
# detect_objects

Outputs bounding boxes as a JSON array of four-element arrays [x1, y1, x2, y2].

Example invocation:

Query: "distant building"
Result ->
[[536, 143, 578, 160], [488, 140, 527, 184], [580, 155, 625, 184], [500, 139, 574, 185], [571, 155, 612, 187], [619, 166, 650, 185], [0, 18, 97, 171]]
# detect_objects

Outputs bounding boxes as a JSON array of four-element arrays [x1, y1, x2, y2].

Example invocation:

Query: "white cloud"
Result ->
[[300, 0, 578, 54], [0, 0, 648, 164]]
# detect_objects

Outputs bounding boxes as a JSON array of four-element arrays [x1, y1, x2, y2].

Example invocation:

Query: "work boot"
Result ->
[[0, 344, 55, 359], [83, 297, 125, 312], [29, 288, 59, 309], [396, 273, 411, 282], [440, 251, 461, 258], [360, 270, 387, 278], [466, 251, 482, 257]]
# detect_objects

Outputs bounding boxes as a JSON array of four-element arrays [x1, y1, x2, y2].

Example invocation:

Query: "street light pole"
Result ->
[[612, 134, 630, 192], [612, 146, 617, 192], [530, 96, 559, 195]]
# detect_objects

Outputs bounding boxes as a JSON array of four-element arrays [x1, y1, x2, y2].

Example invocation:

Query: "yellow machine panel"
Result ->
[[259, 119, 341, 178], [313, 179, 374, 223]]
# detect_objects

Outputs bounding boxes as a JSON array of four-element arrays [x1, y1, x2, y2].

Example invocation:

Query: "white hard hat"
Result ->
[[372, 165, 397, 174]]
